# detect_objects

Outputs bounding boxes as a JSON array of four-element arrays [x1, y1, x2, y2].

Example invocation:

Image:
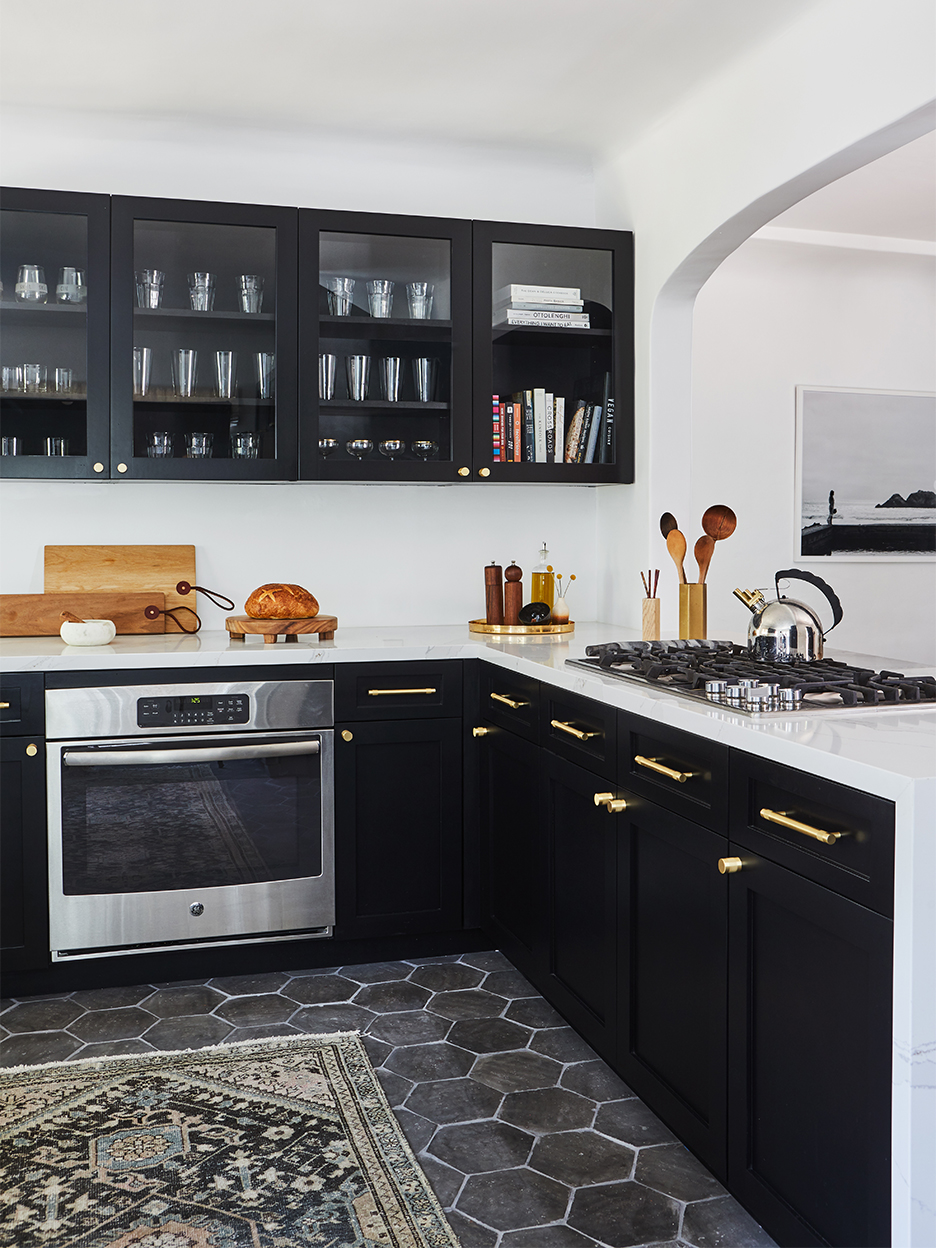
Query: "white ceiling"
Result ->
[[770, 131, 936, 240], [0, 0, 820, 159]]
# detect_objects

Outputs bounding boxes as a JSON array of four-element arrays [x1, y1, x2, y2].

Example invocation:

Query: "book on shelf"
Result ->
[[597, 371, 613, 464], [564, 401, 587, 462], [492, 395, 501, 460], [494, 298, 585, 313], [532, 389, 547, 462], [553, 396, 565, 463], [494, 308, 590, 329], [582, 404, 602, 463], [488, 393, 573, 465], [496, 283, 581, 305], [512, 400, 522, 463]]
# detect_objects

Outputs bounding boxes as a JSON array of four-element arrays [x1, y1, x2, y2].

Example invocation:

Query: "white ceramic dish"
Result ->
[[59, 619, 117, 646]]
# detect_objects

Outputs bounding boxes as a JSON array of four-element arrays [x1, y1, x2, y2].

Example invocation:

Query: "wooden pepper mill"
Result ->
[[504, 562, 523, 626], [484, 561, 504, 625]]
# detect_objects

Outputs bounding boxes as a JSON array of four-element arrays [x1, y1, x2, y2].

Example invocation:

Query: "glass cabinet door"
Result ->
[[299, 211, 472, 481], [472, 221, 633, 483], [0, 188, 110, 479], [110, 197, 298, 479]]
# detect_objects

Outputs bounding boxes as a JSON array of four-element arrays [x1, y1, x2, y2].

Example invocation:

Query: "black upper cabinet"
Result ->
[[0, 187, 111, 479], [299, 209, 473, 481], [110, 196, 299, 480], [472, 220, 634, 483]]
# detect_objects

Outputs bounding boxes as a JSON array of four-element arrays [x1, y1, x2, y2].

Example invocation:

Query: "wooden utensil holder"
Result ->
[[641, 598, 661, 641], [679, 584, 707, 640]]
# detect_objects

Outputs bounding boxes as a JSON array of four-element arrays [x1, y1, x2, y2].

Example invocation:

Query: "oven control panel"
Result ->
[[137, 694, 250, 727]]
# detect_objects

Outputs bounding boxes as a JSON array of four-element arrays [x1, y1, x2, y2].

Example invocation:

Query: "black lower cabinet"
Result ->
[[334, 718, 463, 939], [0, 736, 49, 973], [478, 724, 546, 982], [616, 795, 728, 1179], [540, 751, 619, 1062], [726, 849, 893, 1248]]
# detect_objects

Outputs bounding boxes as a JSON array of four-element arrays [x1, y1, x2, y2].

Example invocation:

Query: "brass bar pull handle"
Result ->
[[551, 719, 599, 741], [759, 808, 842, 845], [594, 791, 627, 814], [490, 692, 528, 709], [718, 857, 743, 874], [634, 755, 697, 784], [367, 687, 437, 696]]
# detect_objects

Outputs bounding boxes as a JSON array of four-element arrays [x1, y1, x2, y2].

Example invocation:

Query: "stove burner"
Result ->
[[568, 641, 936, 715]]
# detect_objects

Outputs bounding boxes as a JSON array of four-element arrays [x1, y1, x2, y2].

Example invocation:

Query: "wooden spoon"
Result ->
[[660, 512, 678, 539], [694, 535, 715, 584], [666, 529, 687, 584], [60, 610, 86, 624], [701, 504, 737, 543]]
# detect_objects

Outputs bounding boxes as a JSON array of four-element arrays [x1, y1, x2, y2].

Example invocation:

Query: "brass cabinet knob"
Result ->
[[93, 462, 105, 473], [117, 463, 128, 473], [458, 467, 470, 477], [718, 857, 743, 874], [26, 743, 38, 757], [341, 730, 353, 742], [472, 726, 491, 737], [478, 467, 491, 477], [594, 791, 627, 813]]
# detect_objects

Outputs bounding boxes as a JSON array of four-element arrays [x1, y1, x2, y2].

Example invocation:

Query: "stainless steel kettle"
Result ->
[[733, 569, 843, 663]]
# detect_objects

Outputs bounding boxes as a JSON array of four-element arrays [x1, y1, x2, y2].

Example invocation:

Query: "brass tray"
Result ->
[[468, 619, 574, 636]]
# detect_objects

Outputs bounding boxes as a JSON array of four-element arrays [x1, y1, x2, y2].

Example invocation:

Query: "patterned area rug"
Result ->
[[0, 1031, 460, 1248]]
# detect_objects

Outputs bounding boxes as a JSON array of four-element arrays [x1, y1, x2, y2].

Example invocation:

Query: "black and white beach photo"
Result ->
[[796, 386, 936, 558]]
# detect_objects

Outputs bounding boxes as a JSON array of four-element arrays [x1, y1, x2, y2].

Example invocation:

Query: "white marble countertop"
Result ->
[[3, 622, 934, 795]]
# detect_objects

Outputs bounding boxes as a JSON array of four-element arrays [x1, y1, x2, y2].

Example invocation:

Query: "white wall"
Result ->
[[690, 238, 936, 663], [0, 114, 601, 625]]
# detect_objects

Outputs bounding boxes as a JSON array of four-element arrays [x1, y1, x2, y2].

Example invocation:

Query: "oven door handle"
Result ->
[[63, 741, 321, 767]]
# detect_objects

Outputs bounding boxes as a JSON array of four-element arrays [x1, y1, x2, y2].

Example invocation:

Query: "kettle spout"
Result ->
[[733, 587, 767, 614]]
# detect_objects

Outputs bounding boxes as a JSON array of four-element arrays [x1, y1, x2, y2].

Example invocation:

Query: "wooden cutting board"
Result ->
[[44, 545, 196, 633], [0, 593, 166, 636]]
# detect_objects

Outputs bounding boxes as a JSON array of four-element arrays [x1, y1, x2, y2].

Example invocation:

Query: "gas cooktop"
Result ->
[[566, 640, 936, 716]]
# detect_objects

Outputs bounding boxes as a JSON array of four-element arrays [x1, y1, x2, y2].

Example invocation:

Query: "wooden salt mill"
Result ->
[[484, 561, 504, 625], [504, 562, 523, 626]]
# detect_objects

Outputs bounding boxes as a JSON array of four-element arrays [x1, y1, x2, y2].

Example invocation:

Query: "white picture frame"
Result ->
[[794, 385, 936, 562]]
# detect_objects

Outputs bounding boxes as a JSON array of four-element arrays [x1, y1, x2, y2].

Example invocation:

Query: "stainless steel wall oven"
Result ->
[[45, 679, 334, 960]]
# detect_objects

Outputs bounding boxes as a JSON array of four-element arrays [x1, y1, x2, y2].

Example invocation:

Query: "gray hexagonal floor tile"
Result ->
[[207, 971, 289, 994], [418, 1153, 465, 1207], [366, 1010, 450, 1047], [594, 1099, 677, 1148], [406, 1077, 503, 1126], [501, 1226, 599, 1247], [281, 974, 360, 1005], [445, 1208, 499, 1247], [0, 1031, 83, 1067], [410, 962, 485, 992], [68, 1007, 157, 1043], [213, 994, 295, 1026], [339, 961, 413, 983], [143, 1014, 233, 1050], [456, 1166, 570, 1231], [500, 1087, 596, 1134], [354, 980, 432, 1013], [290, 1003, 375, 1034], [681, 1195, 776, 1247], [471, 1049, 564, 1094], [506, 997, 566, 1029], [560, 1058, 635, 1102], [385, 1041, 476, 1083], [531, 1129, 636, 1187], [568, 1181, 680, 1248], [2, 999, 85, 1033], [70, 1039, 158, 1061], [142, 985, 228, 1017], [530, 1027, 598, 1064], [635, 1143, 727, 1203], [375, 1068, 413, 1108], [429, 990, 508, 1021], [446, 1017, 532, 1054], [69, 984, 155, 1010], [482, 968, 537, 999], [393, 1106, 437, 1154], [429, 1120, 534, 1173]]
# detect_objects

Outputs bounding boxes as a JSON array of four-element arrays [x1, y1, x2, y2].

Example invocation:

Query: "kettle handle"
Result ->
[[774, 569, 843, 633]]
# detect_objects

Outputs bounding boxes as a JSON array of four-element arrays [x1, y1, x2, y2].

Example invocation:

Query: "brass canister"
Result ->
[[679, 583, 707, 640]]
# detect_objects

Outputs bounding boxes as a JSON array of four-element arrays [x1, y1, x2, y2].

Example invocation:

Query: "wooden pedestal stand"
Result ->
[[226, 615, 338, 644]]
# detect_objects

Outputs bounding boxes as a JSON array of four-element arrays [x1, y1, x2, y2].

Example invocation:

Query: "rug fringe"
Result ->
[[0, 1029, 364, 1077]]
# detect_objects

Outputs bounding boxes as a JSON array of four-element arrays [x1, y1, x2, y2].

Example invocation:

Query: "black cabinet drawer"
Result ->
[[541, 686, 617, 782], [336, 660, 462, 721], [729, 752, 895, 917], [619, 713, 728, 833], [480, 664, 539, 742], [0, 674, 44, 737]]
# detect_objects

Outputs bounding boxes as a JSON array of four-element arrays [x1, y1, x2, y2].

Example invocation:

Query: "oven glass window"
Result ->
[[60, 750, 322, 894]]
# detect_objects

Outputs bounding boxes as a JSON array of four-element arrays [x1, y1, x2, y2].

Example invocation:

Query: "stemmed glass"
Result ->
[[411, 439, 438, 461], [346, 438, 373, 460], [379, 439, 405, 459], [318, 438, 339, 458]]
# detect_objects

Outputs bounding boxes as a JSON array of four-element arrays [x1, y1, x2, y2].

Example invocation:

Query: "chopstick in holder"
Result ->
[[640, 571, 650, 599], [652, 569, 659, 598]]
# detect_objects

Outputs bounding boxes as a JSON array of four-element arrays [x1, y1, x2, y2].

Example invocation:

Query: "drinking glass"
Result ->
[[44, 437, 68, 456], [318, 438, 339, 458], [15, 264, 47, 303], [1, 366, 23, 393], [172, 349, 197, 398], [147, 431, 173, 458], [325, 276, 355, 316], [54, 368, 74, 394], [185, 431, 213, 458], [411, 439, 438, 460], [133, 347, 152, 397], [188, 272, 216, 312], [215, 351, 236, 399], [232, 431, 260, 459], [367, 279, 394, 318], [346, 355, 370, 401], [135, 269, 164, 309], [346, 438, 373, 460], [56, 267, 87, 303], [238, 274, 264, 314], [379, 356, 402, 402], [412, 357, 438, 403], [407, 281, 433, 319], [255, 352, 275, 399], [1, 437, 21, 455], [23, 364, 47, 394], [379, 439, 405, 459], [318, 353, 337, 400]]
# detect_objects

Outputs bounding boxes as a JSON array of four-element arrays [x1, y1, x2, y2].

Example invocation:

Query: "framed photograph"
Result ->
[[795, 386, 936, 561]]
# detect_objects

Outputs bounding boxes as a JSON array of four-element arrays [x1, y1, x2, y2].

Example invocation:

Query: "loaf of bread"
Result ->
[[244, 584, 319, 619]]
